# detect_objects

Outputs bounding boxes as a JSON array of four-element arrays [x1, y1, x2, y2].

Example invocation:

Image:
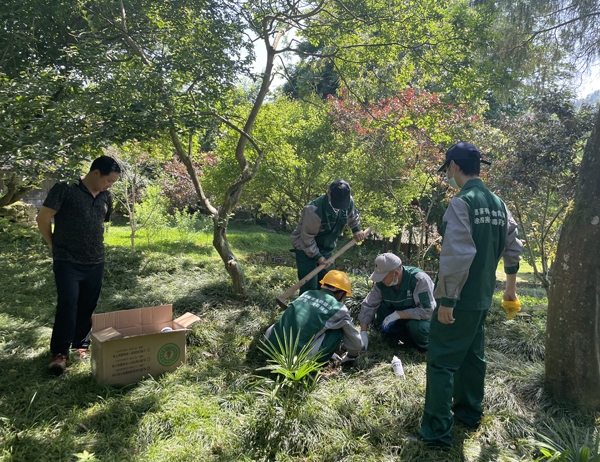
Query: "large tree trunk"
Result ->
[[545, 108, 600, 410]]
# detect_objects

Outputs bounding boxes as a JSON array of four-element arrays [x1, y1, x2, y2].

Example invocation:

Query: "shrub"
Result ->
[[536, 421, 600, 462], [136, 185, 169, 246]]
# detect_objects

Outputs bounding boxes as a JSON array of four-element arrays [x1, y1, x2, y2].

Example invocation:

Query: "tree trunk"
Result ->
[[0, 173, 36, 207], [545, 108, 600, 410], [281, 212, 287, 231], [392, 230, 402, 254], [213, 216, 246, 297]]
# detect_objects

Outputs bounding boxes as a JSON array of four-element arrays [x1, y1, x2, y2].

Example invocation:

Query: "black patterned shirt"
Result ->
[[43, 179, 113, 264]]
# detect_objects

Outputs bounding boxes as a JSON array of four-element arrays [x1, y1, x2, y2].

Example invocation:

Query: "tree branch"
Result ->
[[168, 128, 217, 216]]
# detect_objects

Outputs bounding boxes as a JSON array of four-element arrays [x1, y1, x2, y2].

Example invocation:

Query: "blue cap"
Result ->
[[438, 142, 490, 172]]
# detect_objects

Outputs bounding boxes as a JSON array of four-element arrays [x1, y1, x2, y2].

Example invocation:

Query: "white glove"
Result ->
[[360, 331, 369, 350], [339, 352, 356, 365], [332, 352, 356, 365], [382, 311, 401, 332]]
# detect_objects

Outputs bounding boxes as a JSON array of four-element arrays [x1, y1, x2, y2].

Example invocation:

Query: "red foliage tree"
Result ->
[[160, 154, 217, 215], [327, 89, 490, 267]]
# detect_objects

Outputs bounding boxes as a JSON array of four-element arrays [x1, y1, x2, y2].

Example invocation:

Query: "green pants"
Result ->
[[419, 308, 488, 447], [317, 329, 344, 361], [293, 249, 333, 294], [381, 317, 430, 350]]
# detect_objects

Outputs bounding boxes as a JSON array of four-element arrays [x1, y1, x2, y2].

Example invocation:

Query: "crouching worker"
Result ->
[[359, 253, 435, 352], [265, 271, 363, 365]]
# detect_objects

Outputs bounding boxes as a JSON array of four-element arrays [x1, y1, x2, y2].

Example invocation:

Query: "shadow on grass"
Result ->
[[0, 351, 162, 461], [0, 353, 119, 425]]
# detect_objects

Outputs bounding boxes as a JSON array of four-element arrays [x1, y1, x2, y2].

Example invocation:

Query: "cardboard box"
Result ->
[[91, 304, 199, 385]]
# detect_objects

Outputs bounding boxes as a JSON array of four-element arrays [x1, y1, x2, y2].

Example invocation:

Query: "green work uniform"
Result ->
[[359, 266, 435, 350], [265, 289, 363, 360], [419, 178, 523, 447], [290, 194, 361, 294]]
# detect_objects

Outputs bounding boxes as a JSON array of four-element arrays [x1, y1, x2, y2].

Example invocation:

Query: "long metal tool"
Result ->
[[276, 227, 373, 309]]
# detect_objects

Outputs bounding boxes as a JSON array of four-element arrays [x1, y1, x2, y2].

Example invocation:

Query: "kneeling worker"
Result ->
[[265, 271, 363, 364], [359, 253, 436, 351]]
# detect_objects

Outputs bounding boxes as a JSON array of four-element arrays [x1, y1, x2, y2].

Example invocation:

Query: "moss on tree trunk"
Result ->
[[545, 108, 600, 410]]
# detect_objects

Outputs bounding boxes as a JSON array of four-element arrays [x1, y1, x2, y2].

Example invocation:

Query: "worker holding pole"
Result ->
[[419, 142, 524, 448], [290, 180, 365, 294]]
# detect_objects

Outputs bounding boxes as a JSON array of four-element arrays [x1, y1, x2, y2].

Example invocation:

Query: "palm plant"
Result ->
[[256, 328, 327, 415], [536, 421, 600, 462]]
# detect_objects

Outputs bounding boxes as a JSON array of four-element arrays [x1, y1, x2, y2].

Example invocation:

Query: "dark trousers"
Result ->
[[50, 260, 105, 356], [383, 318, 430, 350], [293, 250, 333, 294], [419, 308, 488, 447]]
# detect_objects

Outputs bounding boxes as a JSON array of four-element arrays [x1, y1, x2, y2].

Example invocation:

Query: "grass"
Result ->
[[495, 258, 542, 285], [0, 220, 596, 461]]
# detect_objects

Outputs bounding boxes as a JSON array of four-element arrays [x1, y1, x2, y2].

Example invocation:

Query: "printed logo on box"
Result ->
[[157, 343, 181, 366]]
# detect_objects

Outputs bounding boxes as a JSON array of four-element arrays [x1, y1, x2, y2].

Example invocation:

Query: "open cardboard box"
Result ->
[[91, 304, 199, 385]]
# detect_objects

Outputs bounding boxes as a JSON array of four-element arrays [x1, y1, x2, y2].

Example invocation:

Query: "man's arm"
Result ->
[[105, 192, 113, 223], [324, 307, 363, 356], [501, 205, 523, 303], [358, 284, 383, 329], [347, 199, 365, 242], [434, 198, 476, 306], [340, 316, 363, 357], [434, 198, 477, 324], [37, 206, 57, 252], [292, 205, 325, 260], [504, 273, 518, 302], [502, 206, 523, 274]]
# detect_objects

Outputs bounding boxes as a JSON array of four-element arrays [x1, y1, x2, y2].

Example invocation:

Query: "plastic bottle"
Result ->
[[392, 355, 405, 380]]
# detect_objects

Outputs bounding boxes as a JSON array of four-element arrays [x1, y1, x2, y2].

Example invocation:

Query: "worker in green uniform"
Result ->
[[359, 253, 435, 352], [419, 142, 524, 448], [290, 180, 365, 294], [265, 270, 363, 364]]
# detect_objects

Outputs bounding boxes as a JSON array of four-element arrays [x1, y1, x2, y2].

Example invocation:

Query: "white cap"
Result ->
[[370, 253, 402, 282]]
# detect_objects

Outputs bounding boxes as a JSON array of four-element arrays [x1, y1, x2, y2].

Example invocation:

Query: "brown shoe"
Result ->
[[49, 354, 68, 376], [76, 349, 89, 360]]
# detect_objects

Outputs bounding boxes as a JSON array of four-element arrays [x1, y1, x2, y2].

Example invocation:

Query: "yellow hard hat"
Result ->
[[320, 270, 353, 296]]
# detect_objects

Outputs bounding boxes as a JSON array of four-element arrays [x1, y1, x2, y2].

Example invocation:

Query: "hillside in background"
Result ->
[[576, 89, 600, 107]]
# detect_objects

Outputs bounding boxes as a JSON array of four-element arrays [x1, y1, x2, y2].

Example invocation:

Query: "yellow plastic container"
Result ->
[[501, 300, 521, 320]]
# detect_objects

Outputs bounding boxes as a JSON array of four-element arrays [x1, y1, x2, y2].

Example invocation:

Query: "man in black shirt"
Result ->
[[37, 156, 120, 375]]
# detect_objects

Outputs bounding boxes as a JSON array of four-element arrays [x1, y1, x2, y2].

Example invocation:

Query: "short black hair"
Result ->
[[90, 156, 121, 176], [453, 159, 480, 176]]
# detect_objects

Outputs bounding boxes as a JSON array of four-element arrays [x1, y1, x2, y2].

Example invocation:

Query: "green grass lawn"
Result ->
[[0, 221, 594, 462], [495, 258, 540, 285]]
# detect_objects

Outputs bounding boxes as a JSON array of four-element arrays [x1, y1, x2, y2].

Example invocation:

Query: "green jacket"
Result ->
[[434, 179, 523, 310], [265, 289, 363, 358], [290, 194, 361, 260], [359, 266, 436, 325]]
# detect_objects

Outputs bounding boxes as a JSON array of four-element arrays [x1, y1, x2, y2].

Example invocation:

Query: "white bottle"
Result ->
[[392, 355, 405, 380]]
